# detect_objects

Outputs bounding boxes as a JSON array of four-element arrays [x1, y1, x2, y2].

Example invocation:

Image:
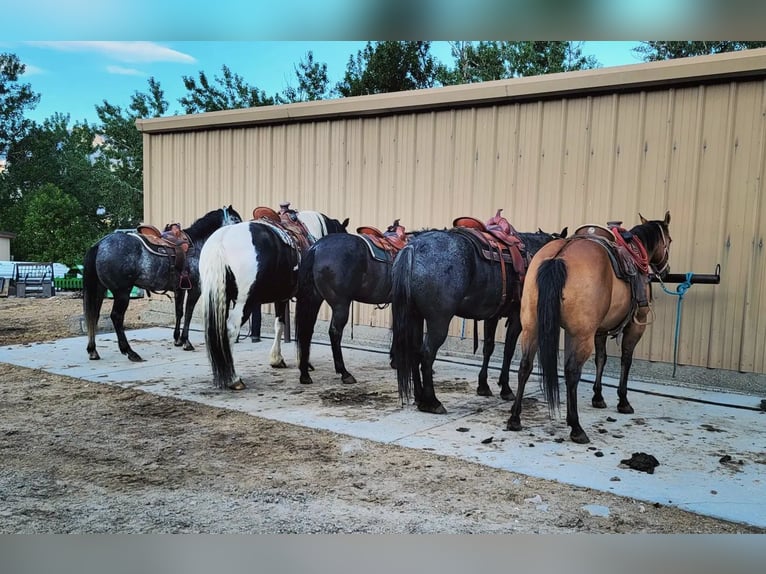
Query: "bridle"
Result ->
[[650, 223, 671, 277]]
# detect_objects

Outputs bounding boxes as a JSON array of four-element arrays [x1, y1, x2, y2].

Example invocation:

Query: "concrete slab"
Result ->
[[1, 327, 764, 528]]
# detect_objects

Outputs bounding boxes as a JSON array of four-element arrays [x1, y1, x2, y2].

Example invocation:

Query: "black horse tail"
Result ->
[[391, 245, 418, 404], [200, 234, 237, 389], [536, 258, 567, 413], [82, 241, 105, 343], [294, 245, 323, 372]]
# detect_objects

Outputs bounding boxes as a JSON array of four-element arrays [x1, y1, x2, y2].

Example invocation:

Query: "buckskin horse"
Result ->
[[506, 211, 672, 444], [200, 207, 349, 390], [390, 210, 567, 414], [294, 219, 410, 386], [83, 205, 242, 362]]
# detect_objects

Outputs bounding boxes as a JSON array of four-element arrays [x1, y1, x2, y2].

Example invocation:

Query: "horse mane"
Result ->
[[630, 219, 667, 253], [185, 206, 241, 240]]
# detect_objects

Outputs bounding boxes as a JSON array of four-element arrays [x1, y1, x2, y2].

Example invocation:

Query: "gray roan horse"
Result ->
[[200, 210, 349, 390], [390, 224, 567, 414], [83, 205, 242, 362]]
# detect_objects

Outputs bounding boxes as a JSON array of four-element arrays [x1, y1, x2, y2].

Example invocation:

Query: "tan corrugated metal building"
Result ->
[[137, 48, 766, 377]]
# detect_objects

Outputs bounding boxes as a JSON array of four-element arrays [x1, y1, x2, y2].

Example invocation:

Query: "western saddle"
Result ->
[[572, 221, 651, 311], [357, 219, 408, 262], [135, 224, 192, 290], [452, 209, 528, 311], [252, 203, 314, 252]]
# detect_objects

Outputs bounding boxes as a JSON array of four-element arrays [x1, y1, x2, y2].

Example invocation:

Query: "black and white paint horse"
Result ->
[[200, 210, 349, 390], [390, 225, 567, 414], [83, 205, 242, 362]]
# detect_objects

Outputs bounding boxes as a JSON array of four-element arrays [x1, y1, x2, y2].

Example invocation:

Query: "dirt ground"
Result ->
[[0, 293, 763, 533]]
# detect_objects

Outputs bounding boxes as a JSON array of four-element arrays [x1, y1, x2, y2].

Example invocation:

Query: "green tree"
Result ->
[[179, 65, 276, 113], [0, 114, 130, 260], [335, 41, 440, 97], [14, 183, 95, 264], [439, 41, 600, 86], [0, 53, 40, 157], [280, 51, 330, 103], [95, 77, 168, 227], [634, 41, 766, 61]]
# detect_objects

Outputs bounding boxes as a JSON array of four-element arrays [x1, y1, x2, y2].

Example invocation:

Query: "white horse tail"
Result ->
[[200, 228, 238, 389]]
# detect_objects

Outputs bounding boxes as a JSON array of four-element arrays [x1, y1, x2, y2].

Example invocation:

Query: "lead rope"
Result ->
[[657, 271, 694, 378]]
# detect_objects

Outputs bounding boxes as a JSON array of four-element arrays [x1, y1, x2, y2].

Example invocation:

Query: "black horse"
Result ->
[[83, 205, 243, 362], [201, 210, 349, 390], [294, 226, 412, 386], [390, 224, 567, 414]]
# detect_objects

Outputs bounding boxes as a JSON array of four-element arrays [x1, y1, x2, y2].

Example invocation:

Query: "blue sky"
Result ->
[[4, 41, 643, 126]]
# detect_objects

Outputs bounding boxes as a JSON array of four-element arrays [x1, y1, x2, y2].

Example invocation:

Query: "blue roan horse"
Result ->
[[390, 225, 567, 414], [200, 210, 349, 390], [83, 205, 242, 362]]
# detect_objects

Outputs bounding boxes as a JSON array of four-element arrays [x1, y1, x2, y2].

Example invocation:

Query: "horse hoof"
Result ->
[[271, 360, 288, 369], [506, 418, 522, 431], [417, 402, 447, 415], [308, 363, 315, 372], [227, 380, 247, 391], [88, 352, 101, 361], [570, 430, 590, 444], [341, 374, 357, 385], [500, 389, 515, 401], [174, 340, 183, 347], [183, 342, 194, 351], [592, 398, 607, 409], [618, 403, 634, 414], [251, 337, 261, 343], [128, 354, 144, 363], [299, 374, 314, 385], [476, 385, 492, 397]]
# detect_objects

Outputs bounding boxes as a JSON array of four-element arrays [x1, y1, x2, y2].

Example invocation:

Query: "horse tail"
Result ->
[[200, 233, 236, 388], [536, 257, 567, 413], [82, 241, 105, 341], [294, 245, 323, 369], [391, 245, 418, 404]]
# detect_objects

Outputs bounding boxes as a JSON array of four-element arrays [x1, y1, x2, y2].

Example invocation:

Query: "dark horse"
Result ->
[[83, 205, 242, 362], [200, 210, 349, 390], [390, 224, 567, 414], [294, 225, 410, 386], [506, 212, 672, 444]]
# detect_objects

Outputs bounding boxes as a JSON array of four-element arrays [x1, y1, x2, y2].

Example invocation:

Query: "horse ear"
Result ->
[[560, 226, 568, 238], [342, 218, 350, 229], [639, 213, 648, 225], [664, 210, 671, 225]]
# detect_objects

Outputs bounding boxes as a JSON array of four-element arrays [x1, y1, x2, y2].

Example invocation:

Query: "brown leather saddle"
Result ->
[[357, 219, 408, 262], [572, 222, 651, 309], [252, 206, 313, 252], [452, 209, 528, 310], [134, 224, 193, 289]]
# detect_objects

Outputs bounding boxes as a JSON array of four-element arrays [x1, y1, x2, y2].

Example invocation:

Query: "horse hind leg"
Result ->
[[563, 336, 593, 444], [110, 291, 144, 362], [506, 330, 536, 432], [498, 311, 521, 401], [329, 302, 356, 385], [180, 289, 200, 351], [591, 333, 608, 408], [173, 289, 185, 347], [476, 319, 497, 397], [417, 318, 450, 414], [85, 285, 107, 360], [269, 302, 288, 368]]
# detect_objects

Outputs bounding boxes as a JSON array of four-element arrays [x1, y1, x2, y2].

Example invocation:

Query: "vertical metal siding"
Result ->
[[143, 77, 766, 375]]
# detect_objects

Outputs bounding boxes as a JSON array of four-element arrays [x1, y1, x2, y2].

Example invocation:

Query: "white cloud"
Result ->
[[106, 65, 146, 76], [25, 41, 196, 64], [21, 64, 45, 75]]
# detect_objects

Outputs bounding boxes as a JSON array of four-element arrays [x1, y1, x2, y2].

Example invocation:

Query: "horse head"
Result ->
[[637, 210, 672, 278]]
